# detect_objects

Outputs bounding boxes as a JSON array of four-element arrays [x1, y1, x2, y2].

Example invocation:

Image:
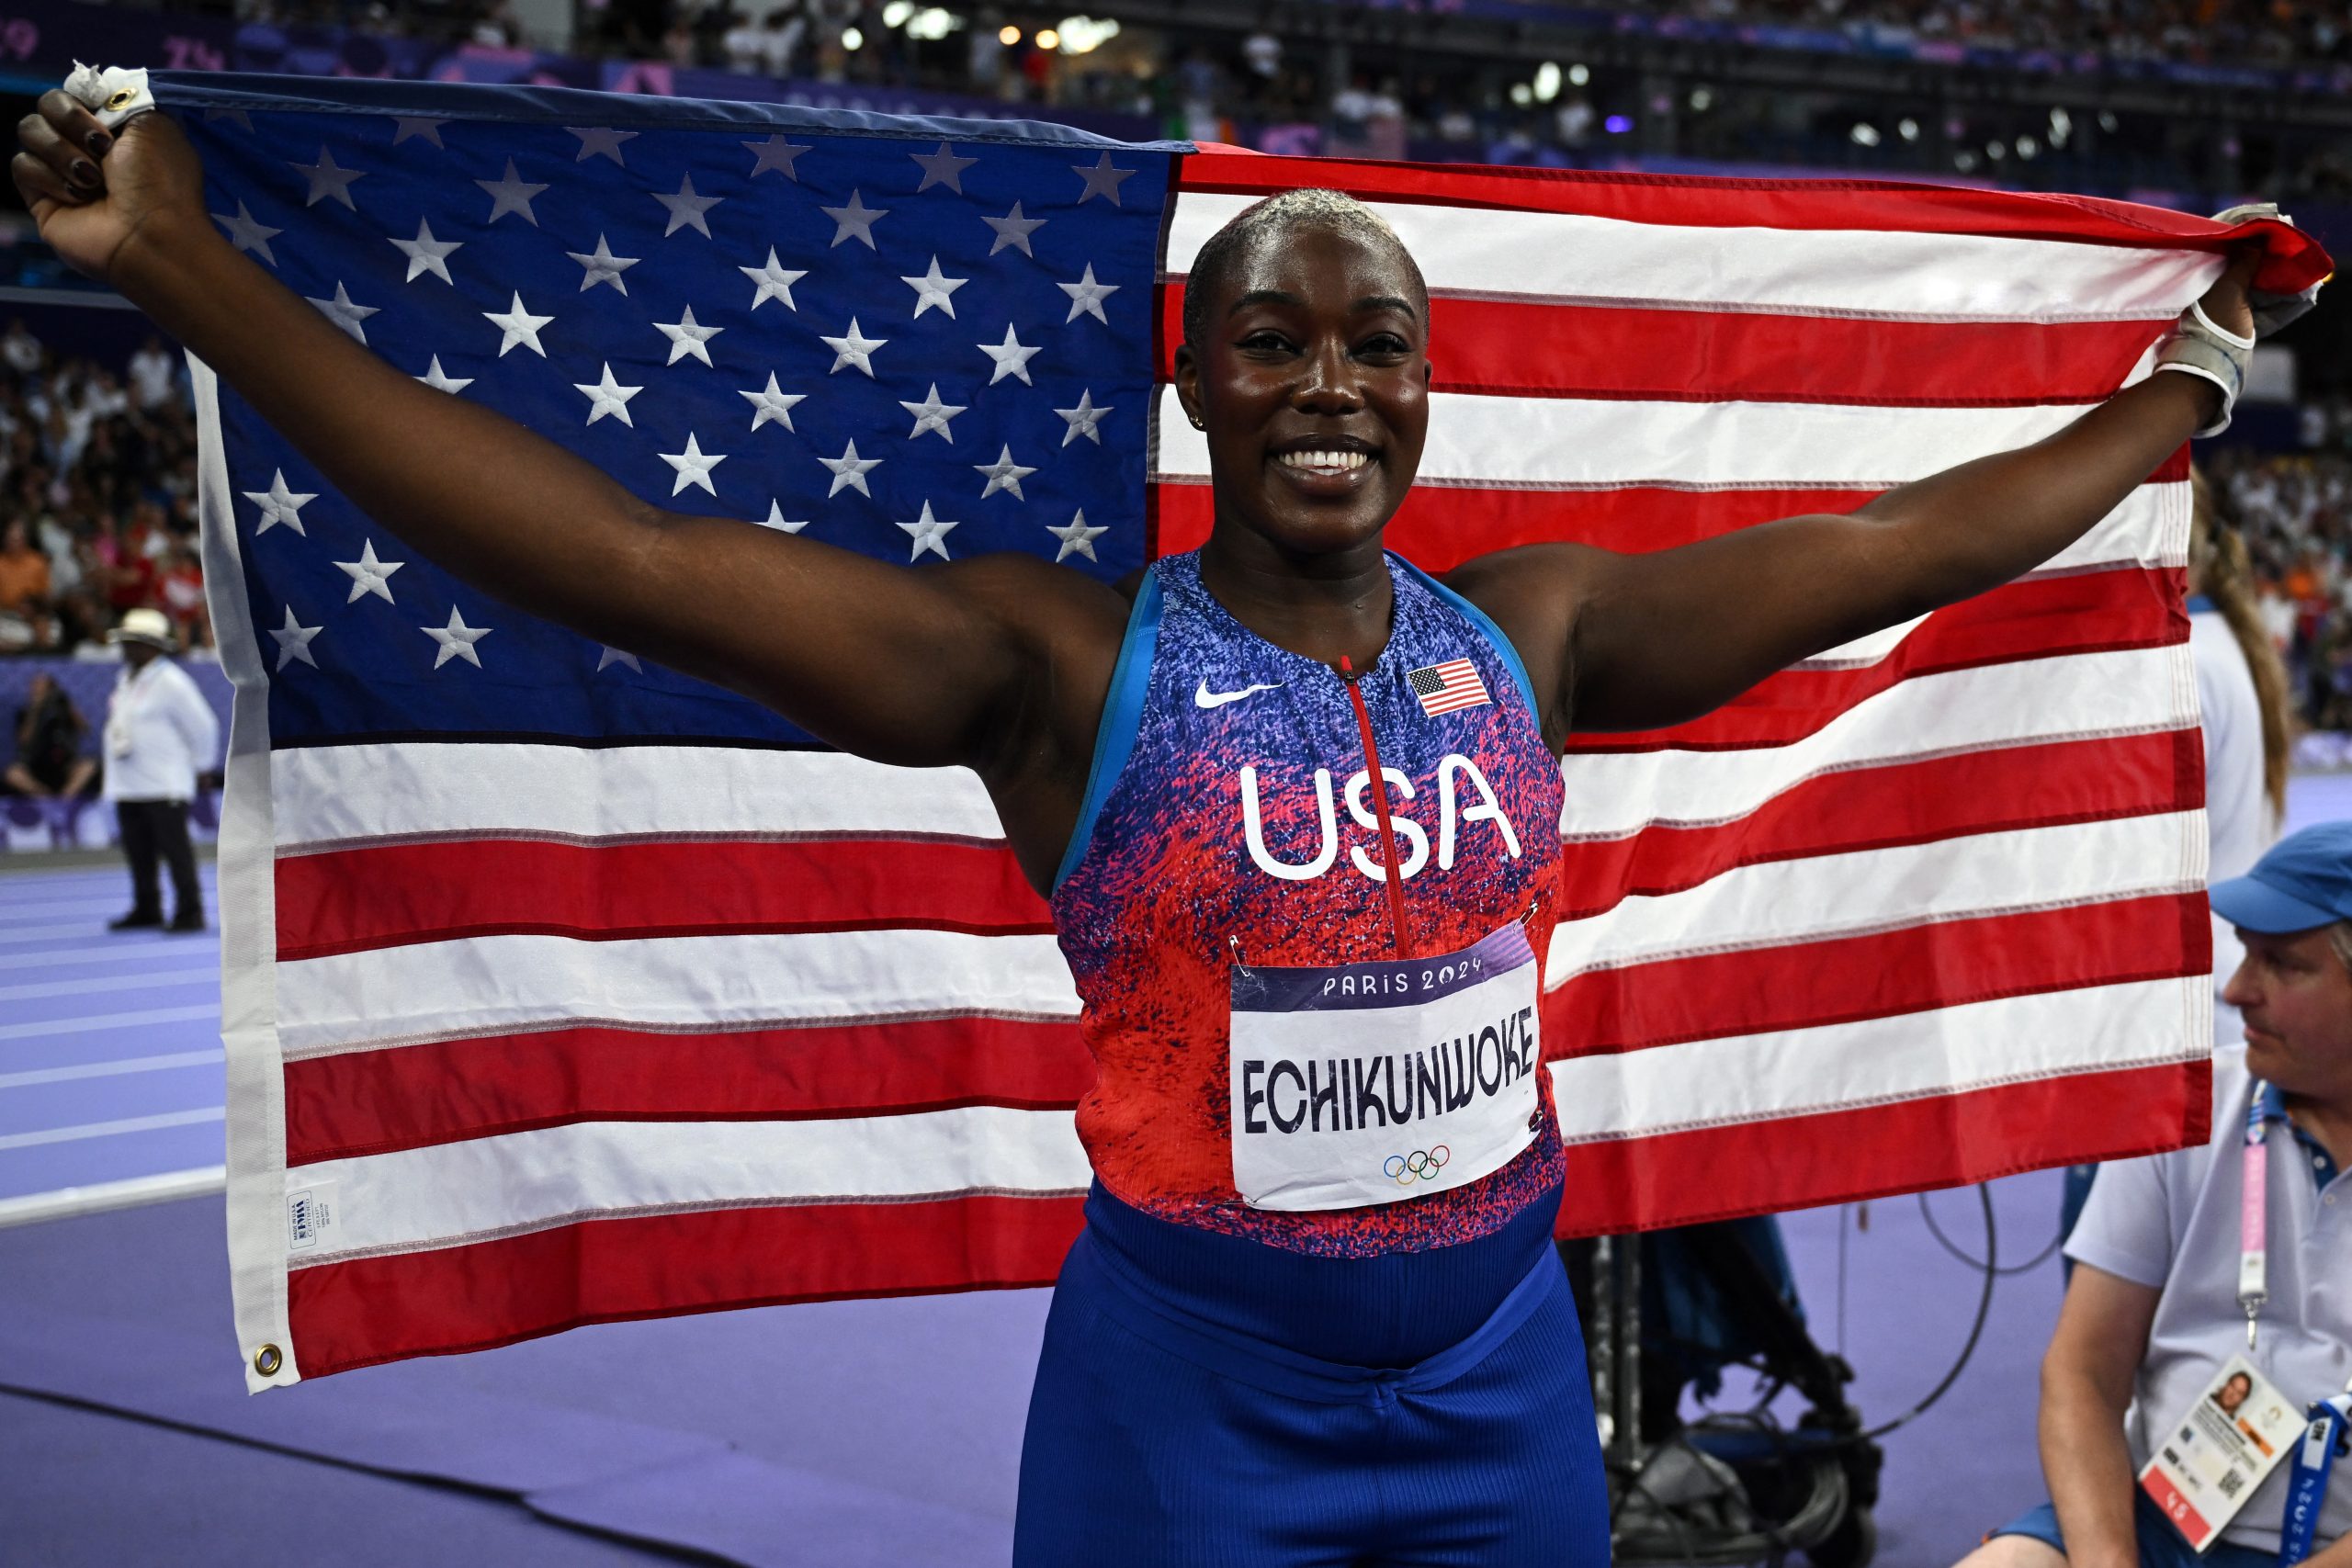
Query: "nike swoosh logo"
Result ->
[[1194, 679, 1282, 709]]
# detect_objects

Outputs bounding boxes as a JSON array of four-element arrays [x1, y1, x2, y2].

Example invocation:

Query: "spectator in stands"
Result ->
[[126, 334, 176, 412], [6, 671, 96, 844], [0, 317, 40, 377], [101, 608, 219, 934], [1954, 822, 2352, 1568], [0, 516, 51, 650]]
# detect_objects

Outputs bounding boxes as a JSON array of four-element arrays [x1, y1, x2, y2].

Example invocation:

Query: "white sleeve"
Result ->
[[172, 669, 222, 769]]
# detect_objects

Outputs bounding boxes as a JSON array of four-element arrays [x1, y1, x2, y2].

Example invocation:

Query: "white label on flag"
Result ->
[[286, 1180, 340, 1252]]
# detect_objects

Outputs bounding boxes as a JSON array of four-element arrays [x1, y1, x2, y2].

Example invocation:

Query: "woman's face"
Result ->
[[1175, 222, 1430, 559]]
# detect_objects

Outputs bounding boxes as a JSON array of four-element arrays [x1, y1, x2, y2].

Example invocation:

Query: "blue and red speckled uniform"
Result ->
[[1013, 550, 1610, 1567]]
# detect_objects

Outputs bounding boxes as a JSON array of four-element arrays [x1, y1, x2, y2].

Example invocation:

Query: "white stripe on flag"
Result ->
[[1545, 810, 2205, 981], [1165, 191, 2223, 321], [275, 928, 1082, 1057], [1548, 976, 2205, 1140], [284, 1103, 1092, 1265]]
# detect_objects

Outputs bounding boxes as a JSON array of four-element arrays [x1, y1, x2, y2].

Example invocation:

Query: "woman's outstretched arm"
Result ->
[[1455, 256, 2261, 739], [13, 91, 1122, 777]]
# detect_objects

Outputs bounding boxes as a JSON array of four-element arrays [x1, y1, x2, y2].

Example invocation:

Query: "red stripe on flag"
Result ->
[[1173, 153, 2334, 295], [285, 1193, 1086, 1379], [1554, 728, 2203, 916], [1155, 286, 2165, 406], [283, 1016, 1091, 1166], [1546, 890, 2211, 1059], [1571, 566, 2181, 752], [276, 836, 1051, 962], [1550, 1057, 2211, 1237], [1149, 454, 2188, 570]]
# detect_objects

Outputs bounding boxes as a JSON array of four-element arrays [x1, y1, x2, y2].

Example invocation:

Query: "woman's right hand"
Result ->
[[12, 91, 208, 287]]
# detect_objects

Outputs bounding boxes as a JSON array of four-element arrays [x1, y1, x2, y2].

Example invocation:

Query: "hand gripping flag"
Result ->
[[159, 73, 2333, 1387]]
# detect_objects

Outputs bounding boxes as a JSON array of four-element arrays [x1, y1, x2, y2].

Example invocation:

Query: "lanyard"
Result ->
[[2243, 1085, 2270, 1349], [2279, 1388, 2352, 1567]]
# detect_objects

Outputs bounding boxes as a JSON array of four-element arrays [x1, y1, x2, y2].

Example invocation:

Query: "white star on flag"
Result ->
[[476, 158, 548, 225], [901, 256, 967, 320], [822, 190, 888, 249], [423, 606, 492, 670], [978, 324, 1041, 386], [576, 364, 643, 426], [821, 318, 888, 377], [899, 383, 967, 442], [1046, 509, 1106, 562], [1071, 152, 1136, 206], [597, 647, 643, 672], [244, 469, 316, 535], [820, 439, 882, 498], [568, 126, 638, 164], [974, 445, 1037, 501], [898, 501, 959, 562], [982, 200, 1046, 257], [484, 293, 554, 357], [269, 606, 322, 671], [390, 218, 462, 284], [211, 201, 280, 265], [740, 248, 808, 311], [653, 174, 723, 237], [333, 539, 406, 604], [307, 282, 380, 344], [654, 305, 722, 367], [741, 374, 807, 433], [1055, 389, 1110, 446], [742, 134, 809, 178], [910, 141, 977, 192], [416, 355, 472, 395], [390, 116, 447, 147], [660, 434, 728, 497], [568, 235, 640, 294], [755, 501, 809, 534], [1057, 263, 1120, 324], [290, 146, 365, 209]]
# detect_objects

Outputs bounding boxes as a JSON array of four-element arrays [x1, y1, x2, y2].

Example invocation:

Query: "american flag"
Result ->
[[1407, 658, 1490, 717], [170, 73, 2332, 1389]]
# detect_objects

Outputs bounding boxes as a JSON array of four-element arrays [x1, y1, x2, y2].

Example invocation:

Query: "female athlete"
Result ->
[[17, 89, 2270, 1567]]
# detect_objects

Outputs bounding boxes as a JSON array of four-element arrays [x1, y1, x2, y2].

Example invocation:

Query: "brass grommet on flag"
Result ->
[[254, 1344, 283, 1377]]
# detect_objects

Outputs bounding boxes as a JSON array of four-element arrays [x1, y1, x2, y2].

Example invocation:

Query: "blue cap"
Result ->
[[2211, 821, 2352, 934]]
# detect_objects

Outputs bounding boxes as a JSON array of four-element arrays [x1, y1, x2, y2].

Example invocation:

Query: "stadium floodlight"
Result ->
[[842, 25, 863, 49], [1849, 122, 1880, 147], [906, 7, 958, 37], [2016, 135, 2038, 159], [1984, 140, 2006, 160], [1897, 117, 1918, 141], [1690, 86, 1713, 111], [882, 1, 912, 26], [999, 23, 1021, 44], [1568, 62, 1590, 85], [1510, 83, 1533, 106], [1534, 62, 1562, 102], [1035, 27, 1059, 49], [1056, 17, 1120, 52], [1955, 150, 1978, 171]]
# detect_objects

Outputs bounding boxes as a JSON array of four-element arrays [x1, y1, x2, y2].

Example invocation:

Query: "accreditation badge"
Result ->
[[2138, 1356, 2306, 1551], [1227, 921, 1542, 1212]]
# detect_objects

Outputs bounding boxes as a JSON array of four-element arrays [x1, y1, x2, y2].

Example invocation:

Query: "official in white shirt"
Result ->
[[102, 606, 220, 932]]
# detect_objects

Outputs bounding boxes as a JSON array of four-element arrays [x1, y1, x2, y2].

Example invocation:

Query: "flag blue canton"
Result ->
[[175, 81, 1177, 748]]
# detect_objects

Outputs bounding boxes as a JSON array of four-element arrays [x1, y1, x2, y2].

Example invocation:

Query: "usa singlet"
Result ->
[[1051, 548, 1568, 1255]]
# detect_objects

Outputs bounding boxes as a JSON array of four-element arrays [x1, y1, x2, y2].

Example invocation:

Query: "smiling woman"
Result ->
[[12, 81, 2299, 1562]]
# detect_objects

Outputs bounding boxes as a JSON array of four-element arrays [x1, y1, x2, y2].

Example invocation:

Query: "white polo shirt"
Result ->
[[2067, 1044, 2352, 1553], [101, 656, 221, 804]]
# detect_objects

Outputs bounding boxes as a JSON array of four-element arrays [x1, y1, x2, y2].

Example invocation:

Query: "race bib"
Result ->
[[1228, 921, 1542, 1212], [2140, 1355, 2305, 1551]]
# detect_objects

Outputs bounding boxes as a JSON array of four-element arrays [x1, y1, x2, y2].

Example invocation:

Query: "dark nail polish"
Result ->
[[86, 130, 110, 155], [68, 158, 97, 188]]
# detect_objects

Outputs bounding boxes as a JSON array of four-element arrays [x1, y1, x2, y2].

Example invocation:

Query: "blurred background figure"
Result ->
[[4, 668, 93, 846], [100, 606, 218, 933]]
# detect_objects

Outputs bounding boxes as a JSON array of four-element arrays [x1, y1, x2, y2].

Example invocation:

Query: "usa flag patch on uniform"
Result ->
[[1408, 659, 1490, 716]]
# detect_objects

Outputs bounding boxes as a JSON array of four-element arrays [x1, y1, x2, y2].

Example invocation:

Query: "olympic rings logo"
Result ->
[[1384, 1146, 1452, 1186]]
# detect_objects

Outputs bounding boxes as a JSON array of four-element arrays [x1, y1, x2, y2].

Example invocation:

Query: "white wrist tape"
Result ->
[[2154, 299, 2256, 439], [62, 63, 154, 130]]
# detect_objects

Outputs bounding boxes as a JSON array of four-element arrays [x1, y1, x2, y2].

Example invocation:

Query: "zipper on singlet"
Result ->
[[1337, 654, 1415, 957]]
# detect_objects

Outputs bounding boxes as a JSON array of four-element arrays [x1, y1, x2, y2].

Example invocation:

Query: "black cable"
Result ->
[[1859, 1182, 1998, 1440], [1917, 1184, 2064, 1276]]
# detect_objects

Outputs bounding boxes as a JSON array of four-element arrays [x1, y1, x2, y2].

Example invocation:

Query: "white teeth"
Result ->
[[1276, 449, 1369, 471]]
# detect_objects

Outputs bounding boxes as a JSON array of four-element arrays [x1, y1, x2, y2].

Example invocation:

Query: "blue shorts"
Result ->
[[1992, 1492, 2277, 1568], [1011, 1220, 1612, 1567]]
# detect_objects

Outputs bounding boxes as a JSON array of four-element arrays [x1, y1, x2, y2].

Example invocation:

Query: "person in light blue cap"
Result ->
[[1959, 823, 2352, 1568]]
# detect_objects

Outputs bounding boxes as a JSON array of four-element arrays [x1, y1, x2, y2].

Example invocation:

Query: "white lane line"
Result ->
[[0, 1049, 225, 1090], [0, 1165, 227, 1229], [0, 898, 143, 919], [0, 1005, 220, 1042], [0, 969, 218, 1003], [0, 945, 219, 973], [0, 1106, 225, 1151]]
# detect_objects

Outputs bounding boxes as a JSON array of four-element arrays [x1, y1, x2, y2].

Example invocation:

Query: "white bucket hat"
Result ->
[[108, 607, 176, 650]]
